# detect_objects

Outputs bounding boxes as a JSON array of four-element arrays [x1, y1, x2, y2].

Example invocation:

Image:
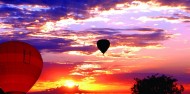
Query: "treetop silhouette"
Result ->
[[131, 74, 184, 94]]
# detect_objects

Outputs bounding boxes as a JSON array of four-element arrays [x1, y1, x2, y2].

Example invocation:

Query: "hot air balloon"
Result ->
[[97, 39, 110, 55], [0, 41, 43, 94]]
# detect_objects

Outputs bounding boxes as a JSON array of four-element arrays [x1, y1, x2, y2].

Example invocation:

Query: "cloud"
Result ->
[[0, 0, 130, 23], [39, 62, 76, 81], [126, 28, 164, 32], [79, 27, 170, 49], [0, 0, 175, 55], [107, 30, 171, 47], [1, 0, 189, 7], [70, 63, 111, 76], [155, 0, 189, 6], [149, 13, 190, 23], [1, 0, 190, 27], [0, 26, 171, 55], [136, 0, 190, 7], [0, 0, 184, 35], [88, 27, 164, 33], [0, 0, 127, 7], [0, 31, 98, 53], [94, 73, 190, 85]]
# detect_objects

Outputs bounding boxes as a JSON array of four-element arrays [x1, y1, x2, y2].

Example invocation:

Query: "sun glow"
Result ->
[[64, 80, 76, 88]]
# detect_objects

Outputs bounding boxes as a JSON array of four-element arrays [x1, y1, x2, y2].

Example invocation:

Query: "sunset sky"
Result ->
[[0, 0, 190, 93]]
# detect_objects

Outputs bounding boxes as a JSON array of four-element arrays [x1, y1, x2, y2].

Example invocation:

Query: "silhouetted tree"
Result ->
[[131, 74, 184, 94]]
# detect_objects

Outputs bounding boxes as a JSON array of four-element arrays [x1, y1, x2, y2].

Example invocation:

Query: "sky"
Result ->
[[0, 0, 190, 93]]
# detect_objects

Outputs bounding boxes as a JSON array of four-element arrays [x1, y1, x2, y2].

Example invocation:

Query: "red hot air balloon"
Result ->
[[97, 39, 110, 55], [0, 41, 43, 94]]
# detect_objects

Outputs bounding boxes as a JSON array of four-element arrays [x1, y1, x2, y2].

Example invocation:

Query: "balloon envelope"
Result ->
[[97, 39, 110, 54], [0, 41, 43, 94]]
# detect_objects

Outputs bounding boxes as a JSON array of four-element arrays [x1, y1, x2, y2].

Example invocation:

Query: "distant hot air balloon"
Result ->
[[0, 41, 43, 94], [97, 39, 110, 55]]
